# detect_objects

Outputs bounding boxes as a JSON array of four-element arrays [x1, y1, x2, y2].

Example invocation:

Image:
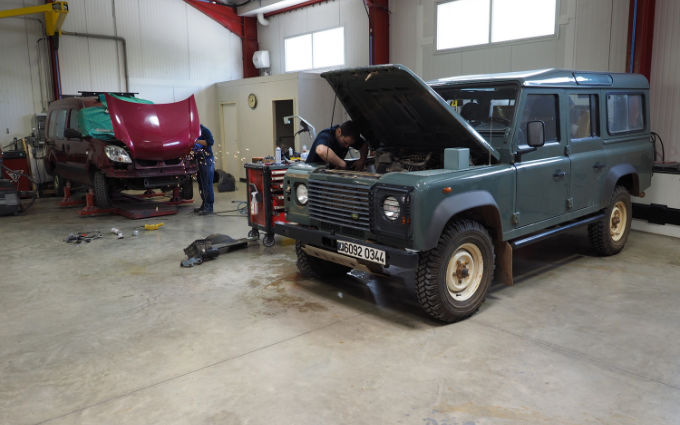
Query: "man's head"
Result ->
[[335, 120, 359, 148]]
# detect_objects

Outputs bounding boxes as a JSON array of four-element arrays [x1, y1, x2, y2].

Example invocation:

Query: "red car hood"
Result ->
[[106, 94, 200, 161]]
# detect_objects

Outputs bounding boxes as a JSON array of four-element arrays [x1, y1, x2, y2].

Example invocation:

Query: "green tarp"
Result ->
[[78, 94, 153, 139]]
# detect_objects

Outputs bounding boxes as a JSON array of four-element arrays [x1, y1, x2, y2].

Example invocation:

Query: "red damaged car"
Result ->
[[44, 92, 199, 207]]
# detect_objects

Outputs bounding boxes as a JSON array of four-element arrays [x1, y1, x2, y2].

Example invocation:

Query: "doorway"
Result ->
[[273, 99, 294, 155]]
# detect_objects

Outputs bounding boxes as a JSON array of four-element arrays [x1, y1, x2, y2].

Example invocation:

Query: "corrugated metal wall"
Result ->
[[59, 0, 243, 103], [649, 0, 680, 163], [0, 0, 49, 145]]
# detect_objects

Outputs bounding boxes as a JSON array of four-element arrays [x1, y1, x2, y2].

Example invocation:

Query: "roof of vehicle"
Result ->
[[428, 68, 649, 90]]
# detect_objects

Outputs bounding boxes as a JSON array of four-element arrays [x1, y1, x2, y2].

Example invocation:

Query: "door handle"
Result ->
[[593, 161, 606, 170], [553, 170, 567, 179]]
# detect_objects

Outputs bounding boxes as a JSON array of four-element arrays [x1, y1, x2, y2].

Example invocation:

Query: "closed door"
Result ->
[[220, 103, 240, 179]]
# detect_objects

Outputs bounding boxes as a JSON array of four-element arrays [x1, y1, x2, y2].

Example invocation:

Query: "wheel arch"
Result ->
[[423, 191, 502, 251], [602, 164, 640, 205]]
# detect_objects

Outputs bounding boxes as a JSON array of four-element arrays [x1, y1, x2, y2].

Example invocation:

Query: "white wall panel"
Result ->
[[389, 0, 630, 80], [649, 0, 680, 162]]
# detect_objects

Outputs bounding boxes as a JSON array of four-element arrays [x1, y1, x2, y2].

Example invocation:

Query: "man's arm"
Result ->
[[315, 144, 346, 168], [353, 142, 369, 170]]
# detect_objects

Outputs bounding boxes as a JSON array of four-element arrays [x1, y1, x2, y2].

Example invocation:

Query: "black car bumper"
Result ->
[[274, 222, 419, 268]]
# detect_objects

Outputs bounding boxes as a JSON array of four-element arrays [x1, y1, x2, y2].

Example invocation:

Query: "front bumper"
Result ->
[[274, 222, 419, 268]]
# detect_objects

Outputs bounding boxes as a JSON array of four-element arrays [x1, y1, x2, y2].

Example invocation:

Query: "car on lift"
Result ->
[[44, 92, 199, 207], [276, 65, 654, 323]]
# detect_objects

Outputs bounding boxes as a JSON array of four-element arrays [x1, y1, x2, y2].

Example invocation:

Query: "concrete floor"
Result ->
[[1, 184, 679, 425]]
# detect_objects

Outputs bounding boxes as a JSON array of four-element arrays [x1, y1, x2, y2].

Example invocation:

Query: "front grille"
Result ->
[[308, 180, 371, 232]]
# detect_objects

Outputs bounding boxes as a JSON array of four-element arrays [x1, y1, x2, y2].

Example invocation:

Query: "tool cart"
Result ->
[[244, 162, 289, 246]]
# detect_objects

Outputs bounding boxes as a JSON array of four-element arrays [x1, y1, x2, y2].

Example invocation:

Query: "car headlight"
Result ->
[[296, 183, 308, 205], [382, 196, 400, 220], [105, 145, 132, 163]]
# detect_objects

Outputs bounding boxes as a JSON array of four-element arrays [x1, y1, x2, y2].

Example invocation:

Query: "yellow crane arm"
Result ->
[[0, 1, 69, 36]]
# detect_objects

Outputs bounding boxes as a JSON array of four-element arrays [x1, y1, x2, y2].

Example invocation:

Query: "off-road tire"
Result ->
[[588, 185, 631, 256], [181, 179, 194, 200], [53, 174, 65, 197], [416, 219, 495, 323], [295, 241, 351, 278], [93, 171, 112, 208]]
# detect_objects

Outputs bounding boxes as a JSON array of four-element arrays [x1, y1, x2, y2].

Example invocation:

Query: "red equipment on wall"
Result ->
[[245, 162, 289, 247], [1, 150, 32, 194]]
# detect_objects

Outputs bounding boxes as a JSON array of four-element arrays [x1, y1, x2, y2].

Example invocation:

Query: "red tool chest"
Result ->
[[244, 162, 289, 246]]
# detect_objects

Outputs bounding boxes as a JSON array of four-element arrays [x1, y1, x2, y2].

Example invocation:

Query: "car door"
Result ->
[[65, 108, 90, 182], [514, 92, 571, 227], [567, 93, 605, 211]]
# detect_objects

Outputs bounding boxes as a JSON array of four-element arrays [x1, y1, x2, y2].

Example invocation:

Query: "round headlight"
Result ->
[[296, 184, 308, 205], [383, 196, 400, 220]]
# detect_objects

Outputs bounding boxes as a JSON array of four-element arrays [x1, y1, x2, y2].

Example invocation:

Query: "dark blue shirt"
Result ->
[[305, 126, 364, 164]]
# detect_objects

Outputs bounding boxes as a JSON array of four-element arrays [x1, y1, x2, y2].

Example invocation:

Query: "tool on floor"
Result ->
[[180, 234, 249, 267], [64, 231, 103, 244], [141, 222, 164, 230]]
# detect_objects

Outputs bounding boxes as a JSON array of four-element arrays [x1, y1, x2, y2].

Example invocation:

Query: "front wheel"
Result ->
[[93, 171, 112, 208], [588, 185, 631, 256], [416, 219, 495, 323], [180, 179, 194, 200]]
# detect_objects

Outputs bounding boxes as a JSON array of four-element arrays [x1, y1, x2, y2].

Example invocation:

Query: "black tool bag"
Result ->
[[0, 180, 19, 216]]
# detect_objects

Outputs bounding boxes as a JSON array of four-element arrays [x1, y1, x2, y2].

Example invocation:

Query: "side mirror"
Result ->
[[527, 120, 545, 147], [64, 128, 83, 139]]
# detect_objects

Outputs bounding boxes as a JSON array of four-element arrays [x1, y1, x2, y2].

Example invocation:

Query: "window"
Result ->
[[48, 109, 68, 140], [569, 94, 599, 139], [437, 0, 557, 51], [607, 94, 644, 134], [285, 27, 344, 72], [518, 94, 559, 145], [435, 85, 517, 147], [68, 109, 80, 131]]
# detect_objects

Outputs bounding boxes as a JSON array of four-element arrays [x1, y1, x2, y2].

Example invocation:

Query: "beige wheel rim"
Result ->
[[610, 201, 627, 242], [446, 243, 484, 301]]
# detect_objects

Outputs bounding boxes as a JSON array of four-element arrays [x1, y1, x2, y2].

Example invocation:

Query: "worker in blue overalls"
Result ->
[[305, 120, 367, 170], [194, 124, 215, 215]]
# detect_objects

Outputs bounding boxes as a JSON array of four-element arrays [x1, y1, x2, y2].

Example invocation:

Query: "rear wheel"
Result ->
[[589, 185, 631, 255], [295, 241, 351, 278], [93, 171, 112, 208], [416, 219, 495, 323]]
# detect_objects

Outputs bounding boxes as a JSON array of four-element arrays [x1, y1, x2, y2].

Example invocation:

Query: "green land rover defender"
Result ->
[[275, 65, 653, 323]]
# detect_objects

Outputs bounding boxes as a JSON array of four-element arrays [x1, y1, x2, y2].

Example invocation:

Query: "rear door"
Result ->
[[514, 92, 571, 226], [567, 93, 605, 211]]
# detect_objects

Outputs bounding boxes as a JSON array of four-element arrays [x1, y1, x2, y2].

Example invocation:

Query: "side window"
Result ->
[[607, 93, 644, 134], [68, 109, 79, 131], [53, 109, 68, 140], [518, 94, 559, 145], [569, 94, 599, 139]]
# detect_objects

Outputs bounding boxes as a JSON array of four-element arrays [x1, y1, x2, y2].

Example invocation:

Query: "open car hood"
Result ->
[[321, 65, 500, 162], [106, 94, 200, 161]]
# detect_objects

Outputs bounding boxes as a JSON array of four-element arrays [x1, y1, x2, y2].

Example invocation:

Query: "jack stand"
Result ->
[[166, 185, 193, 205], [58, 182, 84, 207], [80, 188, 113, 216]]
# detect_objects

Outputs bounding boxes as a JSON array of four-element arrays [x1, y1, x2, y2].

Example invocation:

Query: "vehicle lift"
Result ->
[[59, 182, 193, 219]]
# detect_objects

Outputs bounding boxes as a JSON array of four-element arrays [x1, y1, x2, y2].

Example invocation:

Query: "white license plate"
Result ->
[[337, 240, 386, 265]]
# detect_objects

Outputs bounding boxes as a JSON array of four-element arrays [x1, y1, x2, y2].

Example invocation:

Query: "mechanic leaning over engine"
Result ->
[[305, 120, 368, 170]]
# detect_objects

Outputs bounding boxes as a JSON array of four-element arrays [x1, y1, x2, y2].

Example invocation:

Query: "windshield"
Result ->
[[433, 84, 518, 148]]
